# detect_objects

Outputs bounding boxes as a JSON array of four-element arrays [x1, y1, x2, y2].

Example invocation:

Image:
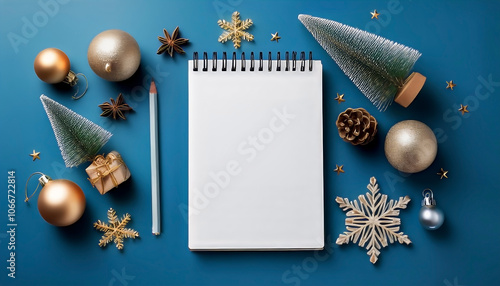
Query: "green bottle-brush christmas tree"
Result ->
[[299, 14, 426, 111], [40, 94, 112, 167]]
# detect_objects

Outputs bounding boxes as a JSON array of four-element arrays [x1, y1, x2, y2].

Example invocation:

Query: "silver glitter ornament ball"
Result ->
[[87, 29, 141, 82], [384, 120, 437, 173]]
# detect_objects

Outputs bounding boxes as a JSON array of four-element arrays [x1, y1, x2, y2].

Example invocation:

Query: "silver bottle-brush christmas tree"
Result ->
[[40, 95, 112, 167], [299, 14, 426, 111]]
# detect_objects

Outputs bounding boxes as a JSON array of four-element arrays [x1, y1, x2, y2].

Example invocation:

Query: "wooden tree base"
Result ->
[[395, 72, 426, 107]]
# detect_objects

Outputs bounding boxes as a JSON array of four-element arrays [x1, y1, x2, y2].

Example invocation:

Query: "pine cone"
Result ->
[[336, 108, 377, 145]]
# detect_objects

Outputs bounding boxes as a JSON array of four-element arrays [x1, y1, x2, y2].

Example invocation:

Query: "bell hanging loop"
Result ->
[[25, 172, 51, 202], [421, 189, 436, 206]]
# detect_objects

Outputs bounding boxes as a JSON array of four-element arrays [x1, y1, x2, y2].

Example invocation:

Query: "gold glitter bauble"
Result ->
[[384, 120, 437, 173], [87, 29, 140, 82]]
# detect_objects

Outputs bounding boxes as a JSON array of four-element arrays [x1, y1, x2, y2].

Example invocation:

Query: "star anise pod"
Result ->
[[98, 93, 133, 120], [157, 26, 189, 57]]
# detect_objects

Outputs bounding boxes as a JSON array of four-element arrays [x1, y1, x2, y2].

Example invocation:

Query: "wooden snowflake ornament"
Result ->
[[217, 11, 254, 49], [336, 177, 411, 264], [94, 208, 139, 250]]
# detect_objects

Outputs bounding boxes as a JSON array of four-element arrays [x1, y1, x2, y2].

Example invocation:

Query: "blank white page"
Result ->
[[188, 59, 323, 250]]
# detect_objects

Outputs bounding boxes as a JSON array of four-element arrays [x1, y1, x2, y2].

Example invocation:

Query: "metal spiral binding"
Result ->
[[276, 52, 281, 72], [259, 52, 263, 71], [285, 52, 289, 71], [212, 52, 217, 71], [193, 52, 198, 71], [202, 52, 208, 71], [300, 51, 305, 72], [222, 52, 227, 71], [309, 51, 313, 71], [241, 52, 246, 71], [250, 52, 255, 71], [192, 51, 313, 72], [231, 52, 237, 71], [268, 52, 272, 72]]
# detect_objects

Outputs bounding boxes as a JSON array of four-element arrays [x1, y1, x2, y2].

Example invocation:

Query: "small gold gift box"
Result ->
[[86, 151, 131, 194]]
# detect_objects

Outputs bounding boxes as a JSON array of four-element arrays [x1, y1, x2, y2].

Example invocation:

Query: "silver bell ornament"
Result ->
[[419, 189, 444, 230]]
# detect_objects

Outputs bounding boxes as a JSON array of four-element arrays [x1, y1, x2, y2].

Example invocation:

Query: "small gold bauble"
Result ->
[[87, 29, 141, 82], [384, 120, 437, 173], [34, 48, 71, 84], [38, 179, 86, 226]]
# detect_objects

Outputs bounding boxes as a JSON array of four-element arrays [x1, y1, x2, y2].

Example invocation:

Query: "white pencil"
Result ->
[[150, 79, 160, 235]]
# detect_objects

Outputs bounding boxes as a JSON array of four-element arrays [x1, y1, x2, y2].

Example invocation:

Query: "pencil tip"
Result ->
[[150, 79, 157, 94]]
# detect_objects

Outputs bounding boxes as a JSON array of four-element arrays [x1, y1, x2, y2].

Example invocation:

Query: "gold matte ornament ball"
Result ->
[[87, 29, 141, 82], [34, 48, 71, 84], [384, 120, 437, 173], [38, 179, 86, 226]]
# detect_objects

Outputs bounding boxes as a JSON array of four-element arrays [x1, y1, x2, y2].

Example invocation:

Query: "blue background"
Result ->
[[1, 0, 499, 285]]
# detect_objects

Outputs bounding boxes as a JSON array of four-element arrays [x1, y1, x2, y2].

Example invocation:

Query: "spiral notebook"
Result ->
[[188, 52, 324, 250]]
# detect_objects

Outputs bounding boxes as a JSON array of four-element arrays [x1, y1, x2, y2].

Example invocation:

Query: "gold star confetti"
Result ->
[[458, 104, 469, 115], [446, 80, 456, 90], [94, 208, 139, 250], [270, 32, 281, 42], [371, 9, 380, 19], [218, 11, 254, 49], [335, 93, 345, 104], [334, 164, 345, 175], [29, 150, 41, 161], [437, 168, 448, 179]]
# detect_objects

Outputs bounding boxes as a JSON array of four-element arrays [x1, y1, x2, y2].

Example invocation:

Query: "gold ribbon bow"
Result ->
[[88, 153, 124, 191]]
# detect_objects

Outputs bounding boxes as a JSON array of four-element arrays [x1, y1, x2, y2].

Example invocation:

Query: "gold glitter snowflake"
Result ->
[[94, 208, 139, 250], [336, 177, 411, 264], [217, 11, 254, 49]]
